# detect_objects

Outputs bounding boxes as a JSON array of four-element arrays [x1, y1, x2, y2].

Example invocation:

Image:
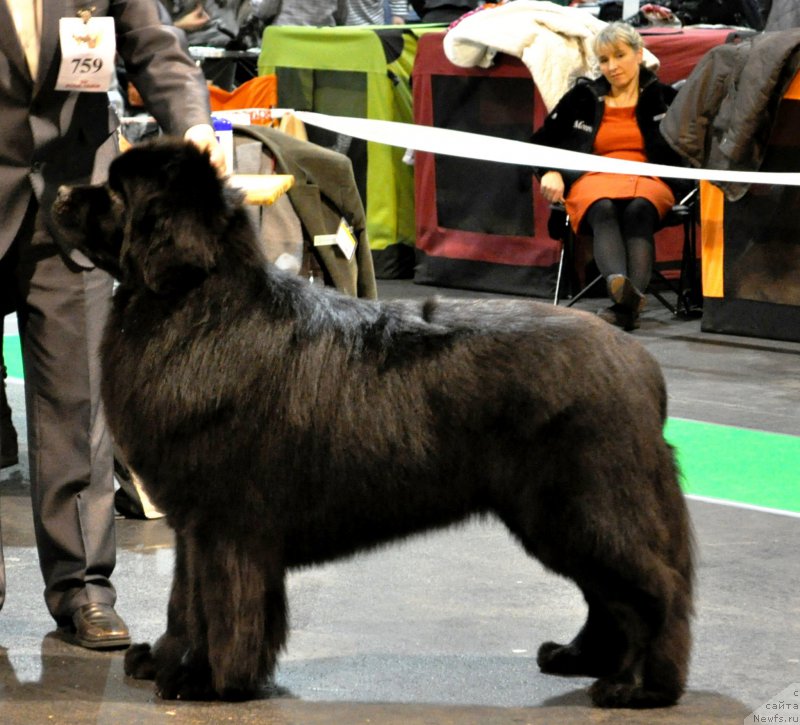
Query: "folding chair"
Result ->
[[551, 188, 701, 318]]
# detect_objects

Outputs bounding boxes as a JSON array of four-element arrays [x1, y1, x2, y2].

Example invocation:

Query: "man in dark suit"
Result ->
[[0, 0, 222, 649]]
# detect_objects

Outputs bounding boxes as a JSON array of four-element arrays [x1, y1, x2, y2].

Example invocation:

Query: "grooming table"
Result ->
[[229, 174, 295, 205]]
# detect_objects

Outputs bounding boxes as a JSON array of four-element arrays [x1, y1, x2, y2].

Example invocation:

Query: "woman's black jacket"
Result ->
[[530, 66, 692, 200]]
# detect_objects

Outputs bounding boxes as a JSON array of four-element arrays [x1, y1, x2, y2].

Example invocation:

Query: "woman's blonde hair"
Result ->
[[592, 21, 644, 56]]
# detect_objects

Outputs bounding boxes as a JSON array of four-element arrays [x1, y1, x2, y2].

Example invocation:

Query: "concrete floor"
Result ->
[[0, 282, 798, 724]]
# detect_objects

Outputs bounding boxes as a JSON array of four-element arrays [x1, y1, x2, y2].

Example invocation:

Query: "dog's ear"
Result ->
[[138, 211, 219, 294], [119, 141, 228, 294]]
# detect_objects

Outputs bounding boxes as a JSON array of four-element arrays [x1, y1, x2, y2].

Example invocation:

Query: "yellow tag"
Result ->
[[334, 218, 356, 260], [313, 218, 356, 260]]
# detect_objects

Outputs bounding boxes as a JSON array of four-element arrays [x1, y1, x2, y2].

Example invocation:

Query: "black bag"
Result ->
[[170, 0, 240, 48], [599, 0, 765, 29], [597, 1, 626, 22], [597, 1, 680, 26], [665, 0, 765, 29]]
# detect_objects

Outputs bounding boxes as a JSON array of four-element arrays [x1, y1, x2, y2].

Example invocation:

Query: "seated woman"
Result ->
[[532, 21, 690, 330]]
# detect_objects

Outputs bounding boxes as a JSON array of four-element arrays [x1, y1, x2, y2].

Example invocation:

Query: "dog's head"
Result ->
[[52, 138, 236, 294]]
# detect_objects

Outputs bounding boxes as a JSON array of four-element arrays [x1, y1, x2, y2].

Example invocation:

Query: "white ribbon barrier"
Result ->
[[294, 110, 800, 188]]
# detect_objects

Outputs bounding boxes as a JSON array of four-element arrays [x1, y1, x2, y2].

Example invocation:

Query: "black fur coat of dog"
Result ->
[[51, 138, 694, 709]]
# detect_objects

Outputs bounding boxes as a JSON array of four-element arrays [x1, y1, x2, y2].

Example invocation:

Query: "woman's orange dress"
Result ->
[[565, 104, 675, 233]]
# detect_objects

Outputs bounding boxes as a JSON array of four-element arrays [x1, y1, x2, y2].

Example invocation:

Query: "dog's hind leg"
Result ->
[[537, 589, 628, 678], [584, 453, 694, 709], [583, 556, 692, 709], [500, 464, 692, 706], [635, 570, 692, 709], [533, 551, 690, 708], [590, 492, 694, 707]]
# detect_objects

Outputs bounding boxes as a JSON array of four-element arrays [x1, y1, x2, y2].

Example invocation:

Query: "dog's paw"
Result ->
[[589, 677, 681, 709], [217, 686, 260, 702], [155, 663, 217, 701], [124, 642, 157, 680], [261, 679, 292, 699], [537, 641, 611, 678]]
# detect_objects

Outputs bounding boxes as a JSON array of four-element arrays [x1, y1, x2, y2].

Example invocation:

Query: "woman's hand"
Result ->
[[540, 171, 565, 204], [174, 3, 211, 32]]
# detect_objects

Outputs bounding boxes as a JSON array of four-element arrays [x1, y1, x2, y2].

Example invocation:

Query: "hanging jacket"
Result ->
[[530, 65, 692, 200], [660, 28, 800, 201], [764, 0, 800, 31], [233, 125, 378, 299]]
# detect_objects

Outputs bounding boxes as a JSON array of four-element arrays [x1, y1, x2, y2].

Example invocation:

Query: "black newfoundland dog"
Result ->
[[51, 138, 693, 708]]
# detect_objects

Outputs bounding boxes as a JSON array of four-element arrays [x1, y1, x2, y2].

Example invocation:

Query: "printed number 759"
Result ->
[[71, 57, 103, 73]]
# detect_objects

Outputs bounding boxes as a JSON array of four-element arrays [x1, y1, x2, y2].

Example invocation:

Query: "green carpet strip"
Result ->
[[3, 335, 799, 514], [3, 334, 22, 379], [665, 418, 800, 516]]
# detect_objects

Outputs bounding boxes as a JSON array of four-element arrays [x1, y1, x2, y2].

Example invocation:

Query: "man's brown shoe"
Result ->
[[70, 603, 131, 650]]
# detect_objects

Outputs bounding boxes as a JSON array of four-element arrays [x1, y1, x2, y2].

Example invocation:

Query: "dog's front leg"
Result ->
[[148, 527, 287, 701], [126, 530, 218, 699], [194, 533, 288, 700]]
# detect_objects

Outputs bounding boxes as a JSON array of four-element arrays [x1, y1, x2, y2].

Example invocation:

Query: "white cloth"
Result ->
[[5, 0, 42, 77], [443, 0, 660, 111]]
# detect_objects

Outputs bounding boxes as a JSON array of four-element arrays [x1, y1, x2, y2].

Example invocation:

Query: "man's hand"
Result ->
[[540, 170, 565, 204], [184, 123, 227, 176]]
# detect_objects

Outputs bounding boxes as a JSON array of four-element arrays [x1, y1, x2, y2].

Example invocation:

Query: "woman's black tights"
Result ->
[[584, 197, 660, 293]]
